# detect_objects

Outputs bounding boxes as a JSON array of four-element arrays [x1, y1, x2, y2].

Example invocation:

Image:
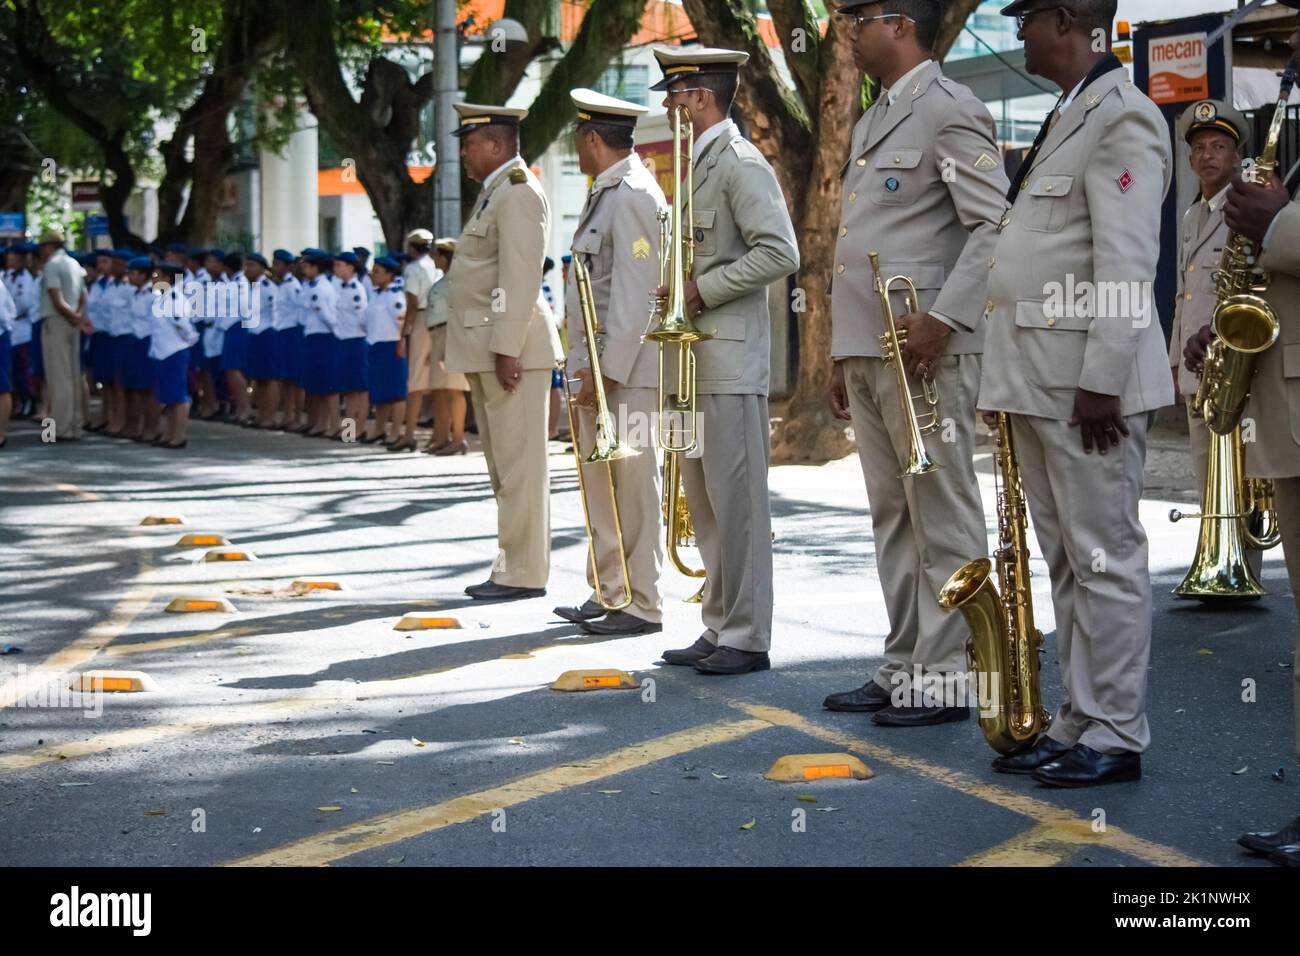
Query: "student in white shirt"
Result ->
[[218, 251, 254, 424], [85, 250, 119, 431], [0, 276, 14, 448], [242, 253, 278, 426], [298, 250, 341, 437], [104, 251, 136, 436], [121, 256, 160, 442], [332, 251, 369, 438], [267, 250, 304, 430], [360, 256, 407, 444], [149, 262, 199, 448]]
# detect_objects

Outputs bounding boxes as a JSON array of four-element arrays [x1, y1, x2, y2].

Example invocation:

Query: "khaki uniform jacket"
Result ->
[[1168, 190, 1230, 397], [565, 153, 668, 389], [830, 61, 1009, 358], [1245, 186, 1300, 478], [445, 159, 564, 373], [979, 69, 1174, 420], [673, 119, 800, 396]]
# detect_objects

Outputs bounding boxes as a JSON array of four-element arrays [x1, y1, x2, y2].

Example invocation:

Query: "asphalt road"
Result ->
[[0, 411, 1295, 867]]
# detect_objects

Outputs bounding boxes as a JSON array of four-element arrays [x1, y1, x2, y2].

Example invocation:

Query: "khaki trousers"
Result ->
[[678, 393, 773, 653], [842, 354, 987, 690], [42, 316, 84, 440], [574, 384, 664, 621], [1273, 477, 1300, 760], [468, 368, 551, 588], [1010, 412, 1153, 754]]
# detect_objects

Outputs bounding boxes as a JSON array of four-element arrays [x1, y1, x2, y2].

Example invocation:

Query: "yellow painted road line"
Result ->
[[736, 702, 1203, 868], [957, 821, 1107, 867], [225, 717, 771, 867], [106, 625, 259, 657], [0, 697, 327, 773]]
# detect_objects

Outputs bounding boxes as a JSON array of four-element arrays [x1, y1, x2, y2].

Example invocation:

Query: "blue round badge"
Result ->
[[886, 177, 900, 192]]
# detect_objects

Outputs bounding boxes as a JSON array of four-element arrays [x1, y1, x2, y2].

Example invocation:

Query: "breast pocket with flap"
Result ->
[[1021, 175, 1075, 233], [871, 148, 925, 206]]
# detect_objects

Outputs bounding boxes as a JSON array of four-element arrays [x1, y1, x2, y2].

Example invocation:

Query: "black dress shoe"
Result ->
[[580, 611, 662, 636], [553, 600, 605, 624], [661, 636, 716, 666], [1269, 843, 1300, 867], [991, 734, 1072, 774], [1032, 744, 1141, 788], [1238, 815, 1300, 855], [464, 581, 546, 602], [694, 646, 770, 675], [823, 681, 892, 713], [871, 703, 969, 727]]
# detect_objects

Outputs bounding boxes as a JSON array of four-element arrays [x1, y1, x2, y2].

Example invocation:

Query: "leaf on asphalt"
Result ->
[[349, 788, 358, 794], [252, 827, 262, 833], [1231, 766, 1249, 775], [650, 790, 662, 795], [143, 809, 167, 816], [815, 807, 841, 813], [508, 737, 524, 746], [1198, 648, 1213, 656], [684, 775, 700, 780], [1174, 708, 1185, 714], [1272, 768, 1285, 782], [317, 806, 343, 811], [597, 789, 622, 795], [386, 855, 404, 866], [376, 760, 395, 765], [58, 782, 91, 787], [410, 737, 426, 747], [739, 819, 756, 830], [796, 794, 818, 803], [711, 772, 728, 780], [361, 729, 378, 735]]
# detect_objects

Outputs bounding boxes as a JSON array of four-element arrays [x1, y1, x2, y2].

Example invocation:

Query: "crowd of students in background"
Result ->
[[0, 229, 491, 453]]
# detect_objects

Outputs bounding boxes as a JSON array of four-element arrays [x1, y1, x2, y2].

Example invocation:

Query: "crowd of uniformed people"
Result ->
[[0, 232, 470, 452]]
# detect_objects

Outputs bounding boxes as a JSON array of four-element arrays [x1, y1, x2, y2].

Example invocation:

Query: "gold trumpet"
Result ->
[[869, 252, 939, 478], [565, 254, 637, 611], [647, 104, 711, 456]]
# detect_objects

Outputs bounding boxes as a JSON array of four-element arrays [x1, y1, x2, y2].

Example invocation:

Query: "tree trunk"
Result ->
[[937, 0, 986, 63]]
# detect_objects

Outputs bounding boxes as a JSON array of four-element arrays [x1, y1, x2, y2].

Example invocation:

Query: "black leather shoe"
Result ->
[[1032, 744, 1141, 788], [464, 581, 546, 602], [693, 646, 770, 675], [580, 611, 662, 635], [1269, 843, 1300, 867], [553, 600, 605, 624], [1238, 815, 1300, 855], [823, 681, 893, 713], [991, 734, 1072, 775], [871, 703, 969, 727], [661, 636, 716, 666]]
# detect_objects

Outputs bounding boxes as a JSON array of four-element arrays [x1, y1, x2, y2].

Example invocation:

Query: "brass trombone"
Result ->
[[565, 254, 637, 611], [869, 252, 939, 478], [647, 104, 711, 456]]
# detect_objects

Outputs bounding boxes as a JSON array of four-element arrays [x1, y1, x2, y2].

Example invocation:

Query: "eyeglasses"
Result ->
[[665, 86, 710, 98], [844, 12, 911, 33], [1016, 6, 1072, 30]]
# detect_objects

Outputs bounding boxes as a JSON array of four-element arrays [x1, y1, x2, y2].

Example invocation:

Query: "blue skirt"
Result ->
[[246, 330, 274, 380], [0, 332, 11, 393], [124, 336, 156, 391], [367, 341, 408, 405], [154, 349, 189, 406], [336, 337, 368, 393], [302, 332, 338, 395], [30, 321, 44, 377], [220, 323, 248, 372], [112, 335, 134, 388], [90, 331, 115, 385], [271, 328, 295, 381]]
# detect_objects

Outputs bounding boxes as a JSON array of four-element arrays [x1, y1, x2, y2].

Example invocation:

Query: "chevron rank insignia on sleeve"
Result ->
[[631, 237, 650, 260], [974, 152, 998, 171]]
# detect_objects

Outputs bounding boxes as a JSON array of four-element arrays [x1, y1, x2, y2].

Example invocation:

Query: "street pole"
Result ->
[[433, 0, 460, 237]]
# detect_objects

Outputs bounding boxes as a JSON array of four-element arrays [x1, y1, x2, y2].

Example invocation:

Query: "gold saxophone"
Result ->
[[1171, 58, 1294, 598], [939, 414, 1050, 755]]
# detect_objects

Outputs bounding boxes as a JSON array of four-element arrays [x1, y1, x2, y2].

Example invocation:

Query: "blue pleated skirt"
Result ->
[[335, 337, 368, 393], [220, 323, 248, 372], [154, 349, 190, 406], [302, 332, 338, 395], [367, 341, 407, 405]]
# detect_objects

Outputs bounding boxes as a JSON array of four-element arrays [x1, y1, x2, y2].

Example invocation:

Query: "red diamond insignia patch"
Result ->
[[1118, 168, 1134, 193]]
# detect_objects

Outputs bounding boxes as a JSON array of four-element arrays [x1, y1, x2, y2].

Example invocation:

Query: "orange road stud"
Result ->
[[291, 580, 343, 591], [140, 515, 185, 526], [203, 549, 256, 562], [165, 595, 237, 613], [175, 533, 230, 547], [550, 669, 638, 692], [70, 670, 158, 693], [763, 754, 873, 783], [394, 613, 461, 631]]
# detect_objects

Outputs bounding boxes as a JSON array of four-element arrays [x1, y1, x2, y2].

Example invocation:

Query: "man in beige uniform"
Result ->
[[551, 89, 668, 636], [651, 48, 800, 675], [445, 103, 563, 601], [37, 228, 90, 442], [980, 0, 1172, 787], [824, 0, 1010, 726], [1216, 11, 1300, 866]]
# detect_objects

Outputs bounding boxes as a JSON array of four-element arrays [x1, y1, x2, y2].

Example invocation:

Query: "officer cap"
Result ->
[[650, 47, 749, 91], [570, 88, 648, 129], [1178, 98, 1250, 150], [452, 102, 528, 138]]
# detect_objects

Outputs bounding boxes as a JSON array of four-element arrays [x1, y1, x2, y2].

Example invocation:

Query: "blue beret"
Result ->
[[205, 248, 226, 260], [273, 248, 297, 263], [335, 251, 358, 266], [561, 254, 572, 264], [127, 256, 152, 271], [110, 249, 131, 261], [373, 255, 400, 272], [165, 242, 188, 254], [245, 252, 268, 267]]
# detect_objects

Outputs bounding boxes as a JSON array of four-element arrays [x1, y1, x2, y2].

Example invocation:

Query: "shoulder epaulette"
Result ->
[[509, 167, 528, 185]]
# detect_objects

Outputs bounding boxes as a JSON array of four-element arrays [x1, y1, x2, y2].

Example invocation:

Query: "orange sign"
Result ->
[[1148, 32, 1209, 105]]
